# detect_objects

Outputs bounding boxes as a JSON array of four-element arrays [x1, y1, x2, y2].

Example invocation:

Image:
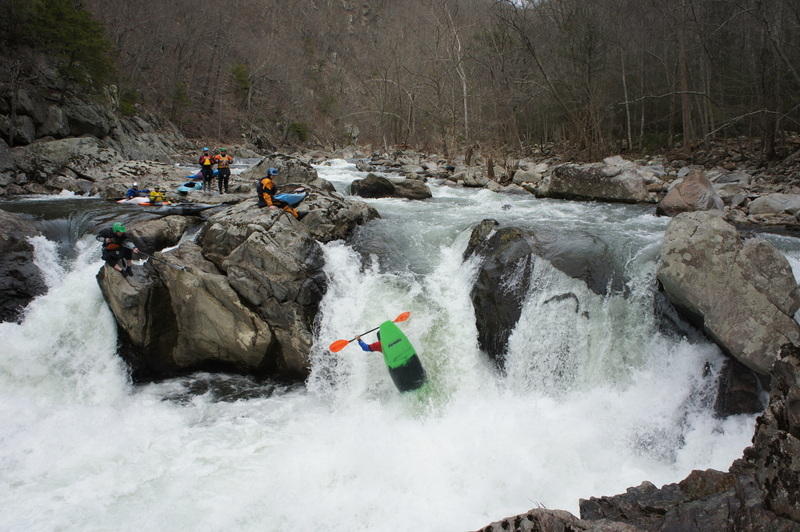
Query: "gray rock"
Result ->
[[237, 153, 319, 185], [12, 137, 122, 183], [38, 105, 71, 138], [656, 169, 723, 216], [98, 187, 378, 381], [549, 163, 650, 204], [392, 178, 432, 200], [0, 209, 47, 322], [462, 170, 490, 188], [351, 173, 395, 198], [64, 103, 113, 138], [512, 169, 543, 185], [748, 193, 800, 216], [0, 138, 13, 173], [657, 211, 800, 374], [1, 115, 36, 146]]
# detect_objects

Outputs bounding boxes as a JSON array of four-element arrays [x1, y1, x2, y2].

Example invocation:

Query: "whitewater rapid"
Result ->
[[0, 160, 764, 531]]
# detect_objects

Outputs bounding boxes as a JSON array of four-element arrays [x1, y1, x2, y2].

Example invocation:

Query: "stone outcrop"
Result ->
[[572, 343, 800, 531], [463, 219, 623, 365], [478, 343, 800, 531], [0, 209, 47, 322], [1, 56, 188, 196], [748, 193, 800, 216], [548, 160, 653, 204], [98, 186, 379, 381], [350, 172, 432, 200], [656, 168, 724, 216], [657, 211, 800, 375]]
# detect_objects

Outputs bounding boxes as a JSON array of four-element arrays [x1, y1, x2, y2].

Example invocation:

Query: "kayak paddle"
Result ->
[[329, 311, 411, 353], [138, 251, 186, 271]]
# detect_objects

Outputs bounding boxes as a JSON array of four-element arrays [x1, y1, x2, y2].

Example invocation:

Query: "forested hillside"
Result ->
[[3, 0, 800, 160]]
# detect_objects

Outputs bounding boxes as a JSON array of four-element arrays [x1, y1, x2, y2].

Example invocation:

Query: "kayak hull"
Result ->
[[379, 320, 427, 392], [273, 191, 307, 207]]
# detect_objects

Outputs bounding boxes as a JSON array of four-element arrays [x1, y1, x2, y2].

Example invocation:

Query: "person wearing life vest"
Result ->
[[97, 222, 140, 278], [148, 186, 166, 204], [256, 168, 307, 220], [126, 182, 141, 199], [198, 147, 216, 195], [214, 147, 234, 194]]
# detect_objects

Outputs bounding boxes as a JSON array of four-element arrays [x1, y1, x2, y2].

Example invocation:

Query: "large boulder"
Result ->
[[0, 209, 47, 322], [351, 173, 395, 198], [748, 193, 800, 216], [392, 178, 432, 200], [11, 137, 123, 185], [351, 173, 432, 200], [657, 211, 800, 375], [463, 219, 623, 365], [464, 221, 537, 364], [237, 153, 320, 186], [549, 161, 651, 204], [98, 187, 379, 381], [656, 169, 724, 216]]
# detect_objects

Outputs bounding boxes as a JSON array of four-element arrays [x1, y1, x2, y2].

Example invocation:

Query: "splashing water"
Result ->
[[0, 163, 763, 531]]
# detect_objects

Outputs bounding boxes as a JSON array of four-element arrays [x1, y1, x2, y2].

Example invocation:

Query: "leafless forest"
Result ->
[[79, 0, 800, 158]]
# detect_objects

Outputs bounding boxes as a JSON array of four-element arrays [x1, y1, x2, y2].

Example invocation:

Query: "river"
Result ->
[[0, 159, 778, 531]]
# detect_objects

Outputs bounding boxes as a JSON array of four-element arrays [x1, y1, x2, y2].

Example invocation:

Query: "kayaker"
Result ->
[[149, 186, 166, 204], [256, 168, 307, 220], [356, 329, 427, 392], [97, 222, 140, 278], [125, 182, 141, 199], [214, 147, 234, 194], [198, 147, 216, 195], [355, 334, 381, 352]]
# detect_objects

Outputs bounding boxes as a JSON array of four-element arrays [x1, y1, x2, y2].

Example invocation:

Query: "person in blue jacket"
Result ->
[[355, 333, 381, 352], [125, 182, 150, 199]]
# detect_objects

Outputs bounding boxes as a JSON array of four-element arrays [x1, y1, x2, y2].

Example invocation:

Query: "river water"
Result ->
[[0, 160, 779, 531]]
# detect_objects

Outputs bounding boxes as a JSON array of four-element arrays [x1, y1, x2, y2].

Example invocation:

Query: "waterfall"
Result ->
[[0, 164, 762, 531]]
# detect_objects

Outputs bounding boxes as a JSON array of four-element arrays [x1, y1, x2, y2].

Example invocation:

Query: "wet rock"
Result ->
[[0, 209, 47, 322]]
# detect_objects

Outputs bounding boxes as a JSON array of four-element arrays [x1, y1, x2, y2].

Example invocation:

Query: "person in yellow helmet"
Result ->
[[149, 186, 166, 204], [198, 147, 216, 195]]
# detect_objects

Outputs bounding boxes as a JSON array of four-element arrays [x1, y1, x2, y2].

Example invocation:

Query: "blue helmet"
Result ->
[[267, 168, 278, 176], [202, 147, 209, 152]]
